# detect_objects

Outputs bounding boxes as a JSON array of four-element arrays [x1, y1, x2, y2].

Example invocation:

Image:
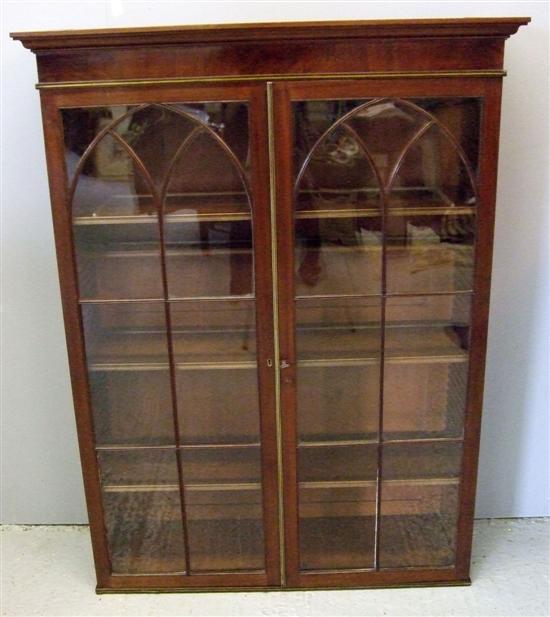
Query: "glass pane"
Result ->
[[295, 219, 382, 296], [163, 106, 251, 299], [299, 444, 378, 483], [181, 446, 264, 572], [344, 99, 430, 185], [386, 212, 475, 294], [291, 97, 479, 575], [165, 220, 253, 298], [294, 102, 383, 298], [98, 448, 186, 574], [185, 487, 264, 572], [379, 441, 461, 568], [299, 484, 376, 571], [388, 122, 476, 209], [296, 296, 382, 362], [82, 300, 178, 447], [298, 364, 379, 442], [293, 100, 383, 572], [299, 445, 377, 570], [90, 369, 174, 446], [177, 367, 260, 445], [385, 294, 471, 361], [410, 98, 481, 186], [383, 294, 470, 440], [64, 106, 161, 301], [67, 101, 266, 579], [81, 302, 170, 366], [170, 300, 257, 365]]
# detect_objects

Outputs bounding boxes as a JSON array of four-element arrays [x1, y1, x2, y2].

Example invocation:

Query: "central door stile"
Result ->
[[247, 83, 285, 587], [266, 82, 287, 587], [269, 81, 302, 587]]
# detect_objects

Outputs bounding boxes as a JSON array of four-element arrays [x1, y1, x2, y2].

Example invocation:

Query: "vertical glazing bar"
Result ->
[[374, 172, 389, 571], [156, 173, 192, 577], [267, 81, 286, 586]]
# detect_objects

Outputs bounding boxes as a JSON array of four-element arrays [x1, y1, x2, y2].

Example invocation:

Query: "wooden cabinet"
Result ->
[[12, 17, 529, 592]]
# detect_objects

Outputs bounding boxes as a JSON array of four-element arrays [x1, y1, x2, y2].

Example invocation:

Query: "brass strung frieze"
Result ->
[[35, 70, 506, 90]]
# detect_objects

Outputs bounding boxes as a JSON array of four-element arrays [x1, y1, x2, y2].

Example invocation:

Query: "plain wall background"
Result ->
[[1, 1, 548, 524]]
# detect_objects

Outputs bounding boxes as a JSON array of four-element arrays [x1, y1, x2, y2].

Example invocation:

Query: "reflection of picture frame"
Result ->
[[94, 106, 133, 181]]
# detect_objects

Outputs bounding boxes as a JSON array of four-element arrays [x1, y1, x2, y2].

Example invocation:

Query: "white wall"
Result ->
[[1, 1, 548, 524]]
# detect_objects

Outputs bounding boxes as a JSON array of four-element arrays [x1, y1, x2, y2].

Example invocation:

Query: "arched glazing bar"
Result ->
[[294, 97, 479, 200], [67, 104, 149, 208]]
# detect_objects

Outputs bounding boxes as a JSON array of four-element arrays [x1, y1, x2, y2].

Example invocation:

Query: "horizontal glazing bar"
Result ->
[[300, 478, 460, 490], [179, 442, 261, 449], [84, 247, 252, 258], [95, 442, 261, 451], [103, 484, 180, 493], [168, 295, 255, 302], [96, 444, 176, 451], [297, 354, 467, 368], [298, 436, 464, 448], [79, 298, 165, 304], [298, 439, 378, 448], [295, 292, 381, 301], [295, 207, 475, 220], [88, 361, 258, 371], [103, 482, 263, 493], [78, 295, 255, 304], [296, 290, 473, 300], [74, 212, 252, 225]]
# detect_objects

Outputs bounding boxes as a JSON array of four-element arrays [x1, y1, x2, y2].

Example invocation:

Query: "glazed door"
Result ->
[[272, 79, 498, 587], [52, 85, 281, 588]]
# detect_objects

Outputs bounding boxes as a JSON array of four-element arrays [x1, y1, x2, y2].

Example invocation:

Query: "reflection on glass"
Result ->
[[163, 118, 253, 299], [65, 102, 266, 577], [90, 369, 174, 446], [170, 300, 257, 365], [383, 294, 470, 439], [165, 220, 253, 298], [379, 440, 461, 568], [299, 442, 377, 570], [177, 368, 260, 444], [181, 445, 265, 572], [98, 448, 186, 574], [63, 103, 252, 302], [81, 301, 170, 366], [385, 294, 471, 359], [185, 486, 265, 572], [386, 213, 475, 294], [293, 97, 479, 573], [297, 364, 379, 442], [295, 297, 382, 362], [83, 300, 177, 445]]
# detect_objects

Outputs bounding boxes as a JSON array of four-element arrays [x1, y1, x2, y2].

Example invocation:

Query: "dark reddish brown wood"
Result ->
[[39, 95, 112, 588], [11, 17, 529, 50], [16, 19, 528, 593], [32, 38, 506, 85], [272, 76, 508, 589], [247, 85, 283, 586], [455, 78, 504, 580], [271, 82, 300, 586], [39, 83, 281, 590]]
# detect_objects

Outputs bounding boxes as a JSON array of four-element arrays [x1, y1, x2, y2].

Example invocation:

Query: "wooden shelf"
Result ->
[[84, 319, 467, 371]]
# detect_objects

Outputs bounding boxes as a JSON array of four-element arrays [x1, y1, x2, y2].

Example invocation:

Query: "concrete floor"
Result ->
[[1, 518, 549, 616]]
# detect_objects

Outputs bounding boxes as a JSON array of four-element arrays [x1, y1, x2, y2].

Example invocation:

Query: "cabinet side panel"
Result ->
[[455, 79, 503, 579], [39, 94, 111, 586]]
